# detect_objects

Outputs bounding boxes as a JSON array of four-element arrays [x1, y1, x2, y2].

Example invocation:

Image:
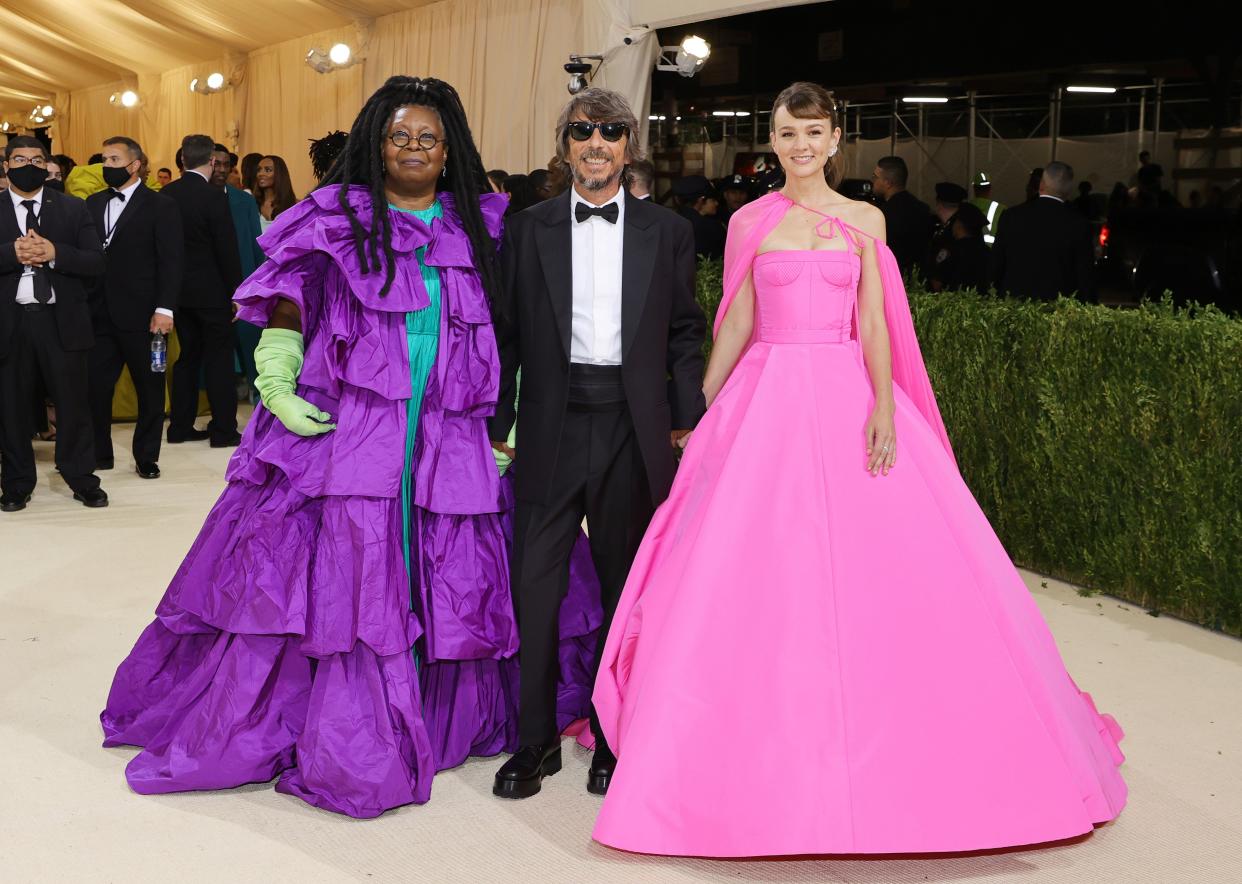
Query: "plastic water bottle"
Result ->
[[150, 332, 167, 373]]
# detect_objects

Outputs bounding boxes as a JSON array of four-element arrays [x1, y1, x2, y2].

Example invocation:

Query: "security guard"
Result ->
[[715, 173, 755, 227], [932, 202, 992, 293], [925, 181, 967, 289], [671, 175, 726, 260], [967, 170, 1006, 246]]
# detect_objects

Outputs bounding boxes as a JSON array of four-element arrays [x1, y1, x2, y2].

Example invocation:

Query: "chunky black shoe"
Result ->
[[73, 488, 110, 508], [1, 492, 32, 513], [167, 428, 210, 443], [493, 742, 562, 799], [587, 748, 616, 796], [209, 432, 243, 448], [135, 461, 161, 479]]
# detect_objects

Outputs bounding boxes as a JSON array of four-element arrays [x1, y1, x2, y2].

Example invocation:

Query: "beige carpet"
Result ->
[[2, 419, 1240, 884]]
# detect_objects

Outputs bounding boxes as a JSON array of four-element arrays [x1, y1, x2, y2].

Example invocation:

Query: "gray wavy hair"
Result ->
[[554, 88, 644, 183]]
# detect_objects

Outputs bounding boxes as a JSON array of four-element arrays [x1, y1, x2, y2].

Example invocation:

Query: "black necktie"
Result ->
[[575, 202, 619, 224], [20, 199, 52, 304]]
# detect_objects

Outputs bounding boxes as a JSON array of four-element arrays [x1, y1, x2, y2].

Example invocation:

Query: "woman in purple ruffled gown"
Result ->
[[101, 77, 599, 818]]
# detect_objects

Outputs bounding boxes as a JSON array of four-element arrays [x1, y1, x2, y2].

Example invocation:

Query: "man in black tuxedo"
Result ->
[[872, 156, 935, 278], [0, 136, 108, 511], [160, 134, 242, 447], [86, 137, 184, 479], [490, 89, 707, 800], [992, 161, 1094, 301]]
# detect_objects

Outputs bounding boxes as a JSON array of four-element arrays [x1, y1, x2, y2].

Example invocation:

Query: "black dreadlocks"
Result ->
[[318, 76, 500, 303], [308, 130, 348, 184]]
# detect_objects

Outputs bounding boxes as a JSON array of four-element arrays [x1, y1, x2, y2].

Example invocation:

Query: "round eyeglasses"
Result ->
[[387, 130, 446, 151]]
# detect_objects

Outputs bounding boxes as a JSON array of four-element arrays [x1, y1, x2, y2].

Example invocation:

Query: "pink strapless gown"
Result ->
[[591, 246, 1126, 857]]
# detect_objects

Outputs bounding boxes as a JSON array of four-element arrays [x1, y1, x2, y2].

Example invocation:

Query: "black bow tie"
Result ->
[[109, 190, 126, 201], [575, 202, 619, 224]]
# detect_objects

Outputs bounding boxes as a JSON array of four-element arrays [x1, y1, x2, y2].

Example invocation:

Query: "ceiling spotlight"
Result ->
[[190, 77, 199, 92], [656, 36, 711, 78], [33, 116, 45, 124], [329, 43, 352, 66], [1066, 85, 1117, 94], [206, 72, 225, 90], [41, 104, 54, 117], [121, 90, 139, 108]]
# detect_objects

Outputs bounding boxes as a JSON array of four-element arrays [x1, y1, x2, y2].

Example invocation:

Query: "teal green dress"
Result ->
[[391, 200, 445, 579]]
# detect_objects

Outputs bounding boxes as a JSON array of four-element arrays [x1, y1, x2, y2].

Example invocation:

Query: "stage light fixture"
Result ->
[[121, 90, 139, 108], [207, 72, 225, 90], [657, 35, 711, 78], [190, 77, 199, 92], [1066, 85, 1117, 94], [329, 43, 352, 66], [902, 95, 949, 104], [307, 43, 359, 74]]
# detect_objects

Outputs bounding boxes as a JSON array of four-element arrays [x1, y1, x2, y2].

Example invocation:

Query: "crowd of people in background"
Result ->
[[1, 126, 1231, 512]]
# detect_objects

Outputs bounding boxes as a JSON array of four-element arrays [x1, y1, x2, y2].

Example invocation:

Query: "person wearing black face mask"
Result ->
[[86, 136, 184, 479], [0, 135, 108, 512], [45, 159, 66, 192]]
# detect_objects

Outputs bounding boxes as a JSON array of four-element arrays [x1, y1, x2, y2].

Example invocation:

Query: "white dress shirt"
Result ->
[[569, 187, 625, 365], [102, 177, 142, 247], [10, 187, 54, 305]]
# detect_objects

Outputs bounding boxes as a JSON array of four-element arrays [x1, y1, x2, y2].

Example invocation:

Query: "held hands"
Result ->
[[149, 313, 174, 334], [491, 440, 516, 460], [864, 404, 897, 476], [254, 328, 336, 437], [670, 429, 692, 450], [14, 231, 54, 265]]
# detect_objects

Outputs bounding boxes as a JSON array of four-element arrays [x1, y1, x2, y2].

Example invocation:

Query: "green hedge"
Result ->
[[696, 259, 1242, 635]]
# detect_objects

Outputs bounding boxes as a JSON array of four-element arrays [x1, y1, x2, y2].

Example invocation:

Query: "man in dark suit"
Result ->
[[490, 89, 706, 800], [210, 143, 266, 394], [86, 136, 184, 479], [872, 156, 935, 278], [0, 136, 108, 511], [160, 134, 242, 447], [992, 161, 1094, 301]]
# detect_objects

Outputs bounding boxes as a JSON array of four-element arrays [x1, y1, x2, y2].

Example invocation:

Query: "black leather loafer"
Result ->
[[73, 488, 110, 508], [167, 428, 210, 443], [493, 742, 562, 799], [135, 462, 161, 479], [1, 492, 32, 513]]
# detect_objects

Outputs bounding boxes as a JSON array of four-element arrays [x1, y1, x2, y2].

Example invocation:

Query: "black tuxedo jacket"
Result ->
[[992, 196, 1094, 301], [880, 189, 935, 277], [489, 190, 707, 507], [0, 187, 105, 356], [158, 172, 242, 309], [86, 183, 185, 331]]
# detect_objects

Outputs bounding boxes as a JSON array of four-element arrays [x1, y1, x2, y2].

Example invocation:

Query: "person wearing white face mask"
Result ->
[[0, 135, 108, 511]]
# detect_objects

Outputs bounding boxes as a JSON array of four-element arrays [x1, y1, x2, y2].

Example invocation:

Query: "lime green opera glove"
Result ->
[[253, 328, 336, 436]]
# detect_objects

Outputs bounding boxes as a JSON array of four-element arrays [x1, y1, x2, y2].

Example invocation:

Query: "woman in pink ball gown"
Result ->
[[590, 82, 1127, 857]]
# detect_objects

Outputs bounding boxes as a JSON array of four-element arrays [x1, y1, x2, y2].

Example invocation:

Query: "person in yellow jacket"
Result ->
[[968, 170, 1006, 246]]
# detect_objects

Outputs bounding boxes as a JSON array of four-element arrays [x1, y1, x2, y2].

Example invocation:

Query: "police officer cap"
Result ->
[[718, 173, 753, 192], [935, 181, 967, 204], [671, 175, 718, 199]]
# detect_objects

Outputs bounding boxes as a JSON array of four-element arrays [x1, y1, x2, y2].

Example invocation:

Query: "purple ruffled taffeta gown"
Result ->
[[101, 187, 600, 818]]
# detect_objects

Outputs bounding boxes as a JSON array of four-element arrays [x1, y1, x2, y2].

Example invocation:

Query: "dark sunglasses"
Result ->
[[566, 121, 629, 143]]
